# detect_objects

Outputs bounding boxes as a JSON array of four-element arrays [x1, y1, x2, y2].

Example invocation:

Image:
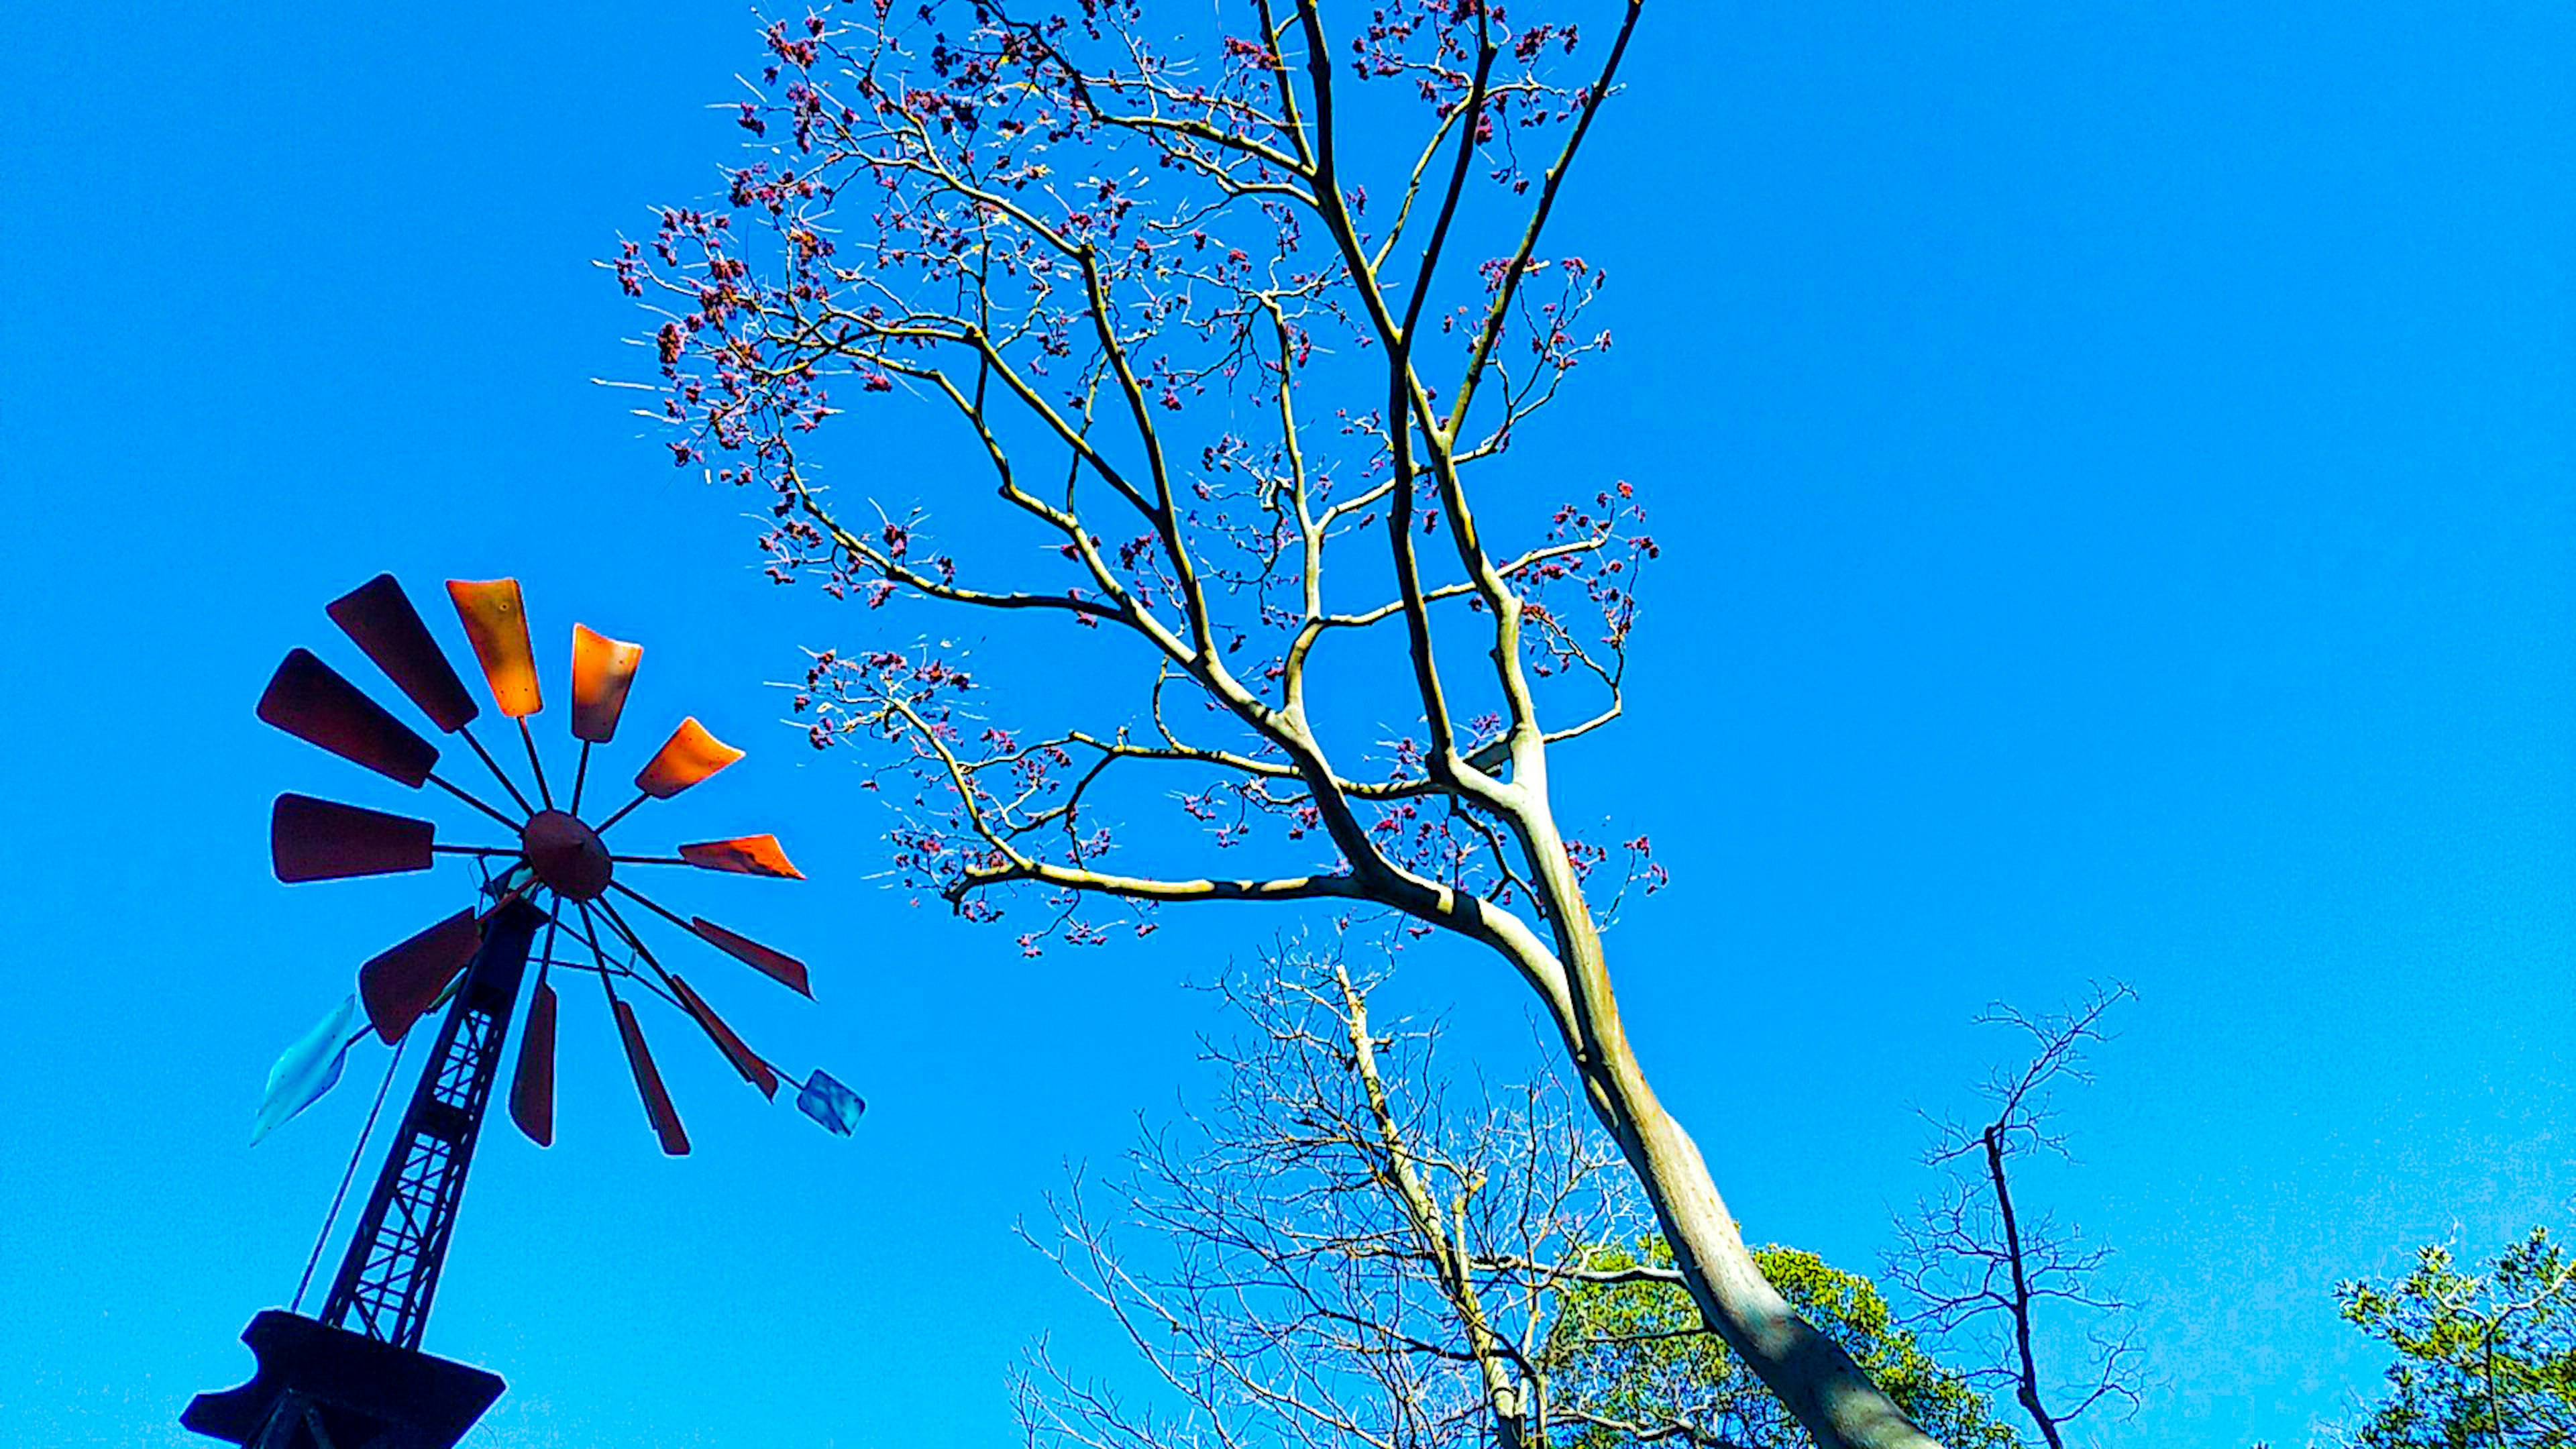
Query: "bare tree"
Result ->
[[620, 2, 1940, 1442], [1012, 949, 1642, 1449], [1010, 947, 2017, 1449], [1886, 985, 2143, 1448]]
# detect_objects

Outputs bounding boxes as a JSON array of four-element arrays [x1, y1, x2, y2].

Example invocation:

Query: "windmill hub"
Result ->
[[521, 810, 611, 900]]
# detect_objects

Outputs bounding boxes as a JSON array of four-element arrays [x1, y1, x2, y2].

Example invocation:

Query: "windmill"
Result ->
[[185, 574, 864, 1449]]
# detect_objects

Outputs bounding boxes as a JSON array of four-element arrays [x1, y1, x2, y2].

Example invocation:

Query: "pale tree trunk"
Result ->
[[1509, 784, 1944, 1449], [1613, 1052, 1941, 1448]]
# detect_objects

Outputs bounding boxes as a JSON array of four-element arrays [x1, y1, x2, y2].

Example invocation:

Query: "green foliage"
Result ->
[[1542, 1238, 2023, 1448], [2336, 1226, 2575, 1448]]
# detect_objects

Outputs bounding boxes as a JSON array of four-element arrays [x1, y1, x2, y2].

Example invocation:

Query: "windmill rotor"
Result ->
[[256, 571, 852, 1158]]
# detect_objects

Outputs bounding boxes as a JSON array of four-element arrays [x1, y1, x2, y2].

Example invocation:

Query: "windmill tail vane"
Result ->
[[185, 572, 864, 1449]]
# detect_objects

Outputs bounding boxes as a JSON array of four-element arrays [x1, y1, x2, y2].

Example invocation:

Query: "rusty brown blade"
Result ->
[[357, 909, 481, 1042], [590, 894, 780, 1093], [511, 979, 558, 1146], [675, 835, 804, 879], [327, 574, 481, 734], [570, 625, 644, 745], [613, 998, 690, 1156], [667, 974, 780, 1098], [688, 917, 812, 996], [633, 717, 743, 799], [271, 794, 437, 883], [258, 649, 441, 788], [446, 579, 542, 718]]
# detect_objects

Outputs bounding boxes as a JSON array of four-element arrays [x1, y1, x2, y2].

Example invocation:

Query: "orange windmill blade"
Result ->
[[676, 835, 804, 879], [570, 625, 643, 744], [634, 717, 743, 798], [446, 579, 541, 718]]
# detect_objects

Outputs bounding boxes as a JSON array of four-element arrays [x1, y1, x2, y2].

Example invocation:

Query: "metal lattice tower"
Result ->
[[319, 896, 540, 1348]]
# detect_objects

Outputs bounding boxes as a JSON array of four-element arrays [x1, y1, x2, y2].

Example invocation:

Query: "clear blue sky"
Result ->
[[2, 3, 2568, 1447]]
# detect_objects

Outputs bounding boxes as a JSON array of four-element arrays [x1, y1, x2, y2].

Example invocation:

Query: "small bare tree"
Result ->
[[1011, 948, 2021, 1449], [1885, 985, 2143, 1448], [621, 2, 1943, 1441]]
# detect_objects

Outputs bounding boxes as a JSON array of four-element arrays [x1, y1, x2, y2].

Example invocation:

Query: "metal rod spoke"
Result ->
[[557, 906, 626, 979], [592, 791, 650, 836], [427, 771, 523, 831], [608, 881, 697, 936], [570, 741, 594, 817], [603, 895, 793, 1085], [534, 915, 559, 993], [608, 855, 690, 867], [459, 727, 537, 818], [430, 845, 519, 857], [517, 718, 554, 811], [596, 898, 701, 1016], [571, 903, 625, 1010], [591, 905, 692, 1017], [594, 895, 669, 971]]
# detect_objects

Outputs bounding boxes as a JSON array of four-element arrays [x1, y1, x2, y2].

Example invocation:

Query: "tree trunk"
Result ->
[[1620, 1077, 1943, 1449], [1515, 795, 1943, 1449]]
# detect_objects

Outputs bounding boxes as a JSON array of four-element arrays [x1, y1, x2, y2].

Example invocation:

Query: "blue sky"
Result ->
[[2, 3, 2569, 1448]]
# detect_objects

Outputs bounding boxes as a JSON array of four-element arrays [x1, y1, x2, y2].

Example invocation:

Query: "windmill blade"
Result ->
[[590, 896, 777, 1097], [633, 717, 743, 799], [358, 909, 482, 1042], [612, 999, 690, 1156], [666, 975, 780, 1098], [511, 979, 557, 1146], [676, 835, 804, 879], [258, 649, 441, 788], [600, 884, 811, 997], [327, 574, 480, 733], [688, 917, 812, 996], [446, 579, 542, 718], [570, 625, 644, 744], [271, 795, 437, 883]]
